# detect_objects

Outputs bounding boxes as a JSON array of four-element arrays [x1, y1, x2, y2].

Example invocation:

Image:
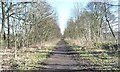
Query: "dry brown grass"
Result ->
[[0, 40, 60, 70]]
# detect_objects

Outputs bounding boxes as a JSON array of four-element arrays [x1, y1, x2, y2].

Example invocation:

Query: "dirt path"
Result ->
[[38, 40, 93, 71]]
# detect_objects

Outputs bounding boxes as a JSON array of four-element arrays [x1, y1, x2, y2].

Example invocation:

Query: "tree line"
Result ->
[[64, 1, 119, 48], [0, 0, 62, 49]]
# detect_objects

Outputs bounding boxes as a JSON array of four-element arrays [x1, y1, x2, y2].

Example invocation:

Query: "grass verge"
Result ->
[[68, 41, 119, 70]]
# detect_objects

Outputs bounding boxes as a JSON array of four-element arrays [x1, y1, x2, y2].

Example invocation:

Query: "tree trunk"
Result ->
[[7, 11, 10, 48], [1, 1, 5, 49], [104, 4, 116, 40], [7, 2, 12, 49]]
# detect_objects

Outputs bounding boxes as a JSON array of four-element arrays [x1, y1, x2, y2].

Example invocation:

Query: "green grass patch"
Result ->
[[17, 52, 48, 70], [70, 43, 119, 70], [9, 47, 55, 70]]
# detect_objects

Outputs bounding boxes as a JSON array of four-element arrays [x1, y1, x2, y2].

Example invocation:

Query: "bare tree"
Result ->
[[1, 1, 5, 49]]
